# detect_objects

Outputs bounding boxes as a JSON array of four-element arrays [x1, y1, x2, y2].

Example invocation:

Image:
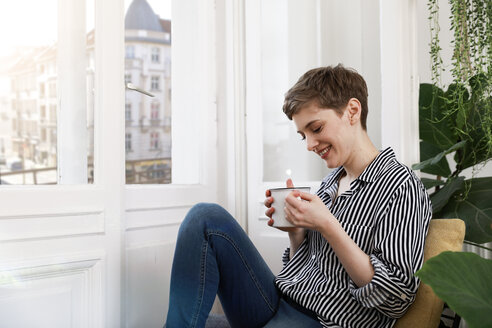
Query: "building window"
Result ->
[[41, 128, 47, 142], [126, 133, 132, 151], [151, 47, 160, 63], [151, 102, 160, 120], [125, 103, 132, 121], [151, 76, 159, 90], [40, 105, 46, 119], [150, 132, 159, 150], [49, 105, 56, 123], [48, 82, 56, 97], [126, 45, 135, 59], [125, 73, 132, 85]]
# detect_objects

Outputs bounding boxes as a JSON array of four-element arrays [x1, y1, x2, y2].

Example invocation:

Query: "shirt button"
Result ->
[[311, 255, 316, 260], [293, 278, 298, 282], [400, 294, 407, 300]]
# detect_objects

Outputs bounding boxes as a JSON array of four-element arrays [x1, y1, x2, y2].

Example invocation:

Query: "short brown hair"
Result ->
[[282, 64, 368, 130]]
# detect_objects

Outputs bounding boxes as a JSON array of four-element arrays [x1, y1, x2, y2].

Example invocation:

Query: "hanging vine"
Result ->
[[427, 0, 492, 177]]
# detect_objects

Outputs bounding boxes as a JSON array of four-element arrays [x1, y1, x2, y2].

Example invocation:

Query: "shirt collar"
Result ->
[[321, 166, 345, 187], [356, 147, 396, 183], [321, 147, 396, 189]]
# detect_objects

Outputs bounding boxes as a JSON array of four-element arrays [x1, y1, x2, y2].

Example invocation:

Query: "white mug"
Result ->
[[269, 187, 311, 227]]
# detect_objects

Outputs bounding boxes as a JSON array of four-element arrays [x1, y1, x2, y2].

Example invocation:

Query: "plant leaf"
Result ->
[[430, 177, 465, 213], [420, 177, 445, 189], [413, 141, 466, 173], [414, 141, 451, 177], [419, 84, 458, 150], [435, 177, 492, 243], [415, 251, 492, 328]]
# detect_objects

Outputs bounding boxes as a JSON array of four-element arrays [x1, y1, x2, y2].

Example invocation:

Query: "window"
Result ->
[[124, 0, 172, 184], [125, 103, 132, 121], [48, 82, 56, 98], [0, 0, 95, 184], [151, 76, 160, 90], [126, 45, 135, 59], [125, 73, 132, 85], [125, 133, 132, 151], [41, 128, 47, 142], [151, 102, 160, 120], [40, 106, 46, 119], [151, 47, 160, 63], [150, 132, 159, 150], [49, 105, 56, 123]]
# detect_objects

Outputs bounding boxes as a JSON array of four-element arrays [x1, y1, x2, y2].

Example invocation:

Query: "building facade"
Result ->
[[124, 0, 172, 183], [2, 0, 171, 184]]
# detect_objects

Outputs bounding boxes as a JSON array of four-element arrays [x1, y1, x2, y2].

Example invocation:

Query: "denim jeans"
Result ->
[[165, 203, 321, 328]]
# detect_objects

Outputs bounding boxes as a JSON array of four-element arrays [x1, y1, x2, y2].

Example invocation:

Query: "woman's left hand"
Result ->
[[284, 190, 333, 231]]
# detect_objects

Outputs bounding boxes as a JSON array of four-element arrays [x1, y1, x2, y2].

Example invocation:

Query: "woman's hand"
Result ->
[[264, 179, 304, 235], [284, 189, 334, 231], [265, 178, 306, 259]]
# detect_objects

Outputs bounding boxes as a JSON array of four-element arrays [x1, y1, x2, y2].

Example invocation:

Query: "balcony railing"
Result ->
[[0, 158, 171, 185]]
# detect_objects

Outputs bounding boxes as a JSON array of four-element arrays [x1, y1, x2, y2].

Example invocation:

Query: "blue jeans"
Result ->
[[165, 203, 321, 328]]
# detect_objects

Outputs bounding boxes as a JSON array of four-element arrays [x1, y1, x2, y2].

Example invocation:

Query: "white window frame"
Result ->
[[125, 0, 219, 203], [0, 1, 221, 326], [0, 0, 126, 326]]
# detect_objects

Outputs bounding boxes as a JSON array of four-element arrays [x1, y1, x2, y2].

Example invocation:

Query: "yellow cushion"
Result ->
[[394, 219, 466, 328]]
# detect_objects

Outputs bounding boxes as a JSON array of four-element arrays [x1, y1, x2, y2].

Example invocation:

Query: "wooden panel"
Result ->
[[0, 210, 104, 242], [0, 255, 104, 328], [126, 206, 189, 231], [126, 241, 175, 328]]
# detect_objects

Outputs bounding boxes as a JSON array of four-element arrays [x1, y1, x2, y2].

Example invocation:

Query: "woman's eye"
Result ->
[[312, 126, 322, 133]]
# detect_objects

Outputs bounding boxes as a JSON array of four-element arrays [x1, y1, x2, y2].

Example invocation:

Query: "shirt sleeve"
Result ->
[[349, 177, 432, 318], [281, 233, 309, 267], [282, 247, 291, 266]]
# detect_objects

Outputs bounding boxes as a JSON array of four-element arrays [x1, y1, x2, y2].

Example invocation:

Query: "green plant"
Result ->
[[415, 251, 492, 328], [416, 81, 492, 245], [416, 0, 492, 245], [413, 1, 492, 327]]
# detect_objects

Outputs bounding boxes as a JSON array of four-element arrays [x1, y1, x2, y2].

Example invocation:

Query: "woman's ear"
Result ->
[[346, 98, 361, 125]]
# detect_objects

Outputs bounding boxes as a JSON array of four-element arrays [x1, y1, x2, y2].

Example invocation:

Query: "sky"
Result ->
[[0, 0, 171, 57]]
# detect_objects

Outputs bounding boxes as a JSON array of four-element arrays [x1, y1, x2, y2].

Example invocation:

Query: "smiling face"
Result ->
[[293, 100, 357, 169]]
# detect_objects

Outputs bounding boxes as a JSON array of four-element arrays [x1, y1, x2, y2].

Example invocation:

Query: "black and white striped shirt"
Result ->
[[275, 148, 432, 328]]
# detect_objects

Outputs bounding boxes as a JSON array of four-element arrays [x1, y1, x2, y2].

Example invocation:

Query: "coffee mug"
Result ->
[[269, 187, 310, 227]]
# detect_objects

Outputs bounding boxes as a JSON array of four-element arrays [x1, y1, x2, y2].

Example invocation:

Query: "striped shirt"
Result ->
[[275, 147, 432, 328]]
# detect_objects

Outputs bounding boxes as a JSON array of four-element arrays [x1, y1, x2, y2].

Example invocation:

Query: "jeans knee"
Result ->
[[180, 203, 228, 235]]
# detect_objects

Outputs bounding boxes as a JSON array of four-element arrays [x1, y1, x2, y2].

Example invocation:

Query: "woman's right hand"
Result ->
[[264, 178, 305, 235]]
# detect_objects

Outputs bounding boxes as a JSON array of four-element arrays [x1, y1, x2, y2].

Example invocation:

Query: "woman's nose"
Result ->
[[306, 136, 318, 152]]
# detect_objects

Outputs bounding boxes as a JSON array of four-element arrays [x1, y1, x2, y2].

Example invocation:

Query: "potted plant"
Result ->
[[412, 0, 492, 327]]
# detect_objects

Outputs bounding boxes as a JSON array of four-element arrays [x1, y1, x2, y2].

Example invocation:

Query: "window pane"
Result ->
[[261, 0, 326, 182], [125, 0, 172, 184], [0, 0, 95, 185]]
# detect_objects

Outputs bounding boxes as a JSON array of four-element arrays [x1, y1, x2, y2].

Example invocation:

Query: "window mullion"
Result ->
[[57, 0, 88, 184]]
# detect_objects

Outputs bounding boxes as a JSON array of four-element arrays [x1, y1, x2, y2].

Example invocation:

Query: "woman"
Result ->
[[165, 64, 432, 328]]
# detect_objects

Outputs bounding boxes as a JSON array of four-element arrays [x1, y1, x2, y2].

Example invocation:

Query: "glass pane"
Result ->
[[124, 0, 172, 184], [261, 0, 327, 182], [0, 0, 95, 185]]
